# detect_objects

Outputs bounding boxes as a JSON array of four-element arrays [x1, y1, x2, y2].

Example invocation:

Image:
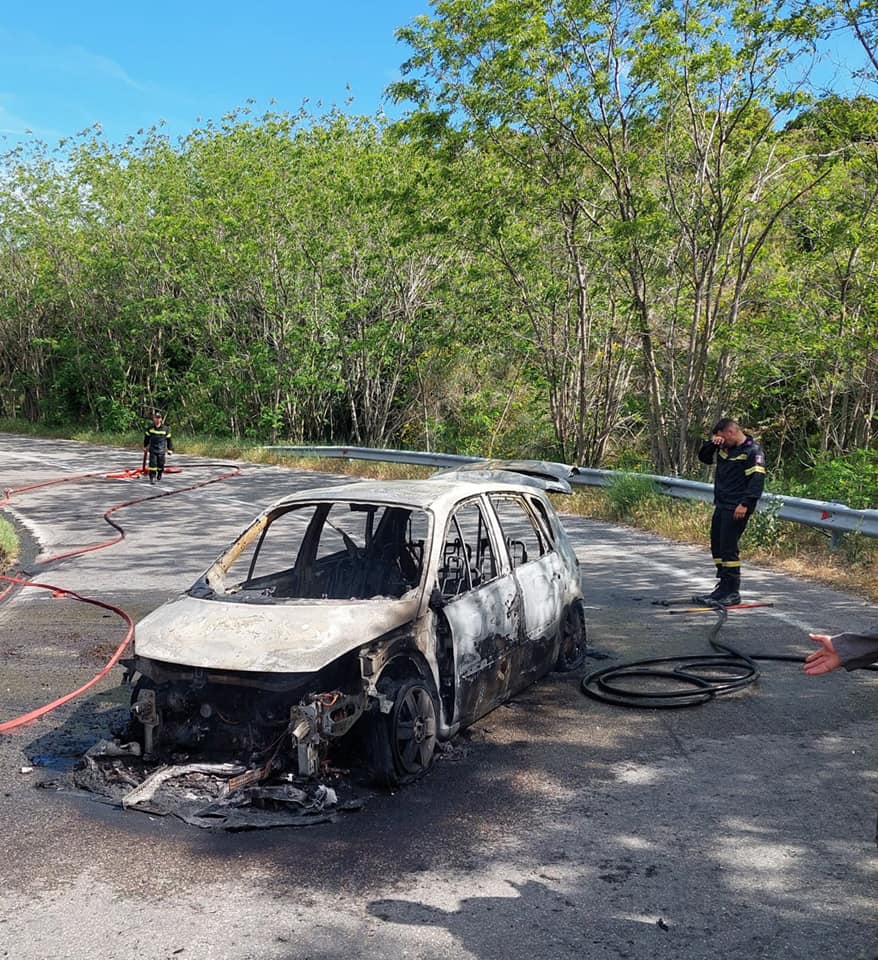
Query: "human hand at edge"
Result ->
[[733, 504, 748, 520], [803, 633, 843, 675]]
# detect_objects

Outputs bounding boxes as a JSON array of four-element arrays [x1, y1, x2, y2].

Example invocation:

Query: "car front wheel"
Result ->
[[368, 678, 438, 787]]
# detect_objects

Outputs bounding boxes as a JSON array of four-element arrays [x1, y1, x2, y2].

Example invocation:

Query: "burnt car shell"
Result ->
[[128, 470, 587, 786]]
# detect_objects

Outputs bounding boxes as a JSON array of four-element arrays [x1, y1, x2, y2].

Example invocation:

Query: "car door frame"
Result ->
[[430, 494, 522, 728], [487, 491, 566, 690]]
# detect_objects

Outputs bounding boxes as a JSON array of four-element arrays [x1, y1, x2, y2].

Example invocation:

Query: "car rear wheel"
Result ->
[[368, 678, 438, 787], [555, 602, 588, 671]]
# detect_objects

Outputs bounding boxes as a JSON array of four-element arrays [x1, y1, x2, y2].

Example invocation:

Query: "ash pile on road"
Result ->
[[66, 739, 364, 830]]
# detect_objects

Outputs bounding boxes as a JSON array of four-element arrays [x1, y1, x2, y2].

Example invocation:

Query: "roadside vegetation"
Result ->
[[1, 418, 874, 600], [0, 517, 18, 572], [1, 1, 876, 487], [0, 4, 875, 595]]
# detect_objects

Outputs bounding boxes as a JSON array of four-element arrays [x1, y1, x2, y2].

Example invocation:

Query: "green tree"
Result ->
[[392, 0, 826, 472]]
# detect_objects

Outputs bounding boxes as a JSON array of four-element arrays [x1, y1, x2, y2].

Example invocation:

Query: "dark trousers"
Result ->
[[710, 506, 750, 575], [148, 451, 166, 480]]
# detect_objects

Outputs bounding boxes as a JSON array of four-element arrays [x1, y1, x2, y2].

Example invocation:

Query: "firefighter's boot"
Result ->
[[712, 572, 741, 606], [706, 574, 726, 601], [694, 570, 726, 604]]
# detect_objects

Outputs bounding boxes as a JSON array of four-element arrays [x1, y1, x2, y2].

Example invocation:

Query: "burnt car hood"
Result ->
[[134, 593, 421, 673]]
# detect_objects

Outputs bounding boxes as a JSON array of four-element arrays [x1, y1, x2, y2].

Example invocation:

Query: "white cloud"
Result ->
[[68, 45, 150, 92], [0, 28, 150, 94]]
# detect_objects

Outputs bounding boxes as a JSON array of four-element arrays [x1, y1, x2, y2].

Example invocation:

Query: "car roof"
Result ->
[[264, 477, 552, 515]]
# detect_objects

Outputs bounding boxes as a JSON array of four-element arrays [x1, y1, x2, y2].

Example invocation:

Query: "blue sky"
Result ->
[[0, 1, 870, 149], [0, 1, 430, 147]]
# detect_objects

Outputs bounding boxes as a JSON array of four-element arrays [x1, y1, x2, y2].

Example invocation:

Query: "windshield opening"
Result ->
[[195, 502, 429, 602]]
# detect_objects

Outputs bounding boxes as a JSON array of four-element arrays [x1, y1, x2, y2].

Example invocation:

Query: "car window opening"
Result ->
[[439, 499, 498, 600], [489, 494, 551, 568], [199, 502, 429, 602]]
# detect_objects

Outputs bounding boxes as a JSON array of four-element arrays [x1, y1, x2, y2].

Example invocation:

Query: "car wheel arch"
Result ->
[[374, 651, 438, 701], [366, 671, 441, 788], [554, 598, 588, 672]]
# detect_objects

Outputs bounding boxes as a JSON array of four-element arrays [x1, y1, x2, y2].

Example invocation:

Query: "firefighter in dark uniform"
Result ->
[[143, 411, 173, 484], [696, 417, 766, 605]]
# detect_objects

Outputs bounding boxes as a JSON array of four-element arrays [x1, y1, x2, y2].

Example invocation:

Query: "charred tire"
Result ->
[[555, 601, 588, 672], [368, 678, 438, 788]]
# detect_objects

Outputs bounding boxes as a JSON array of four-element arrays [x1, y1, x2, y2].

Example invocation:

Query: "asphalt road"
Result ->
[[1, 433, 876, 960]]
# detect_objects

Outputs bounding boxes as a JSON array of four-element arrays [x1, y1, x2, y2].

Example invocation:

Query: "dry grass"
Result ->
[[2, 419, 874, 600], [746, 529, 878, 602], [558, 487, 878, 602], [757, 550, 878, 601]]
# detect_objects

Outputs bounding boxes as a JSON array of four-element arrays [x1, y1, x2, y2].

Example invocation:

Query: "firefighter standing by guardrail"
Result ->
[[696, 417, 766, 605]]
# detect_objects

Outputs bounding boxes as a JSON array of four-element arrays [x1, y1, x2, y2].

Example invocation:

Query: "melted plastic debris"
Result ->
[[68, 743, 364, 831]]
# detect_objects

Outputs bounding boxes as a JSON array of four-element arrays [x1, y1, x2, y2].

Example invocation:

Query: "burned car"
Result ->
[[125, 464, 587, 786]]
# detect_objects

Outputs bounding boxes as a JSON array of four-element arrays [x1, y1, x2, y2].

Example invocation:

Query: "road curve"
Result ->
[[1, 432, 876, 960]]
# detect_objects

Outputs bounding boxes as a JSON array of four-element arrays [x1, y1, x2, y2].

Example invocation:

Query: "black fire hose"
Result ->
[[580, 603, 806, 708]]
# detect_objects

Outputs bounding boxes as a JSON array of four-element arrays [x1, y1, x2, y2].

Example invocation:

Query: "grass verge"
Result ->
[[563, 486, 878, 603], [0, 516, 19, 572], [1, 419, 875, 601]]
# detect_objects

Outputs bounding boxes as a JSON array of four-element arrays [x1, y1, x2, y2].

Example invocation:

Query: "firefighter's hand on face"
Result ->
[[711, 433, 725, 446]]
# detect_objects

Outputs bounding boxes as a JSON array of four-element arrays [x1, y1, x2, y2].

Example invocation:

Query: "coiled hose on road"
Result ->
[[581, 601, 813, 708]]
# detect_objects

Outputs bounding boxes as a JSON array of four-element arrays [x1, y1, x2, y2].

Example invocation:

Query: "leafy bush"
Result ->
[[794, 450, 878, 509], [0, 517, 18, 571], [94, 395, 140, 433], [837, 531, 877, 567], [610, 449, 654, 473], [745, 499, 785, 549], [604, 473, 663, 520]]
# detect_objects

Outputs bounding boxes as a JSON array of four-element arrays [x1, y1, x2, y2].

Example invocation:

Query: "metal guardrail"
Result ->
[[265, 445, 878, 540], [266, 445, 482, 470], [572, 468, 878, 540]]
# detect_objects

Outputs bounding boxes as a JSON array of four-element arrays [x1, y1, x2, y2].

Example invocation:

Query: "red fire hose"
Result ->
[[0, 575, 134, 733], [0, 458, 241, 733]]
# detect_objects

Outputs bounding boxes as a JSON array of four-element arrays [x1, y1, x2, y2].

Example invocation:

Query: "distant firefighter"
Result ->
[[143, 411, 173, 484]]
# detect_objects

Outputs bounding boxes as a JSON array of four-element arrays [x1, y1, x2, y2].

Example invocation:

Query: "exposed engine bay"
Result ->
[[125, 654, 373, 779]]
